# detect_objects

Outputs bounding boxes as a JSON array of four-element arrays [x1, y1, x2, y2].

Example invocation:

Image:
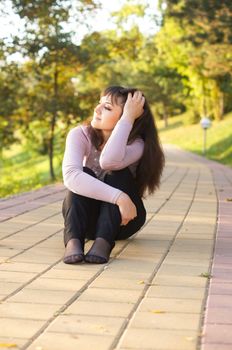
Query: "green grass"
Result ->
[[0, 143, 63, 198], [157, 112, 232, 167]]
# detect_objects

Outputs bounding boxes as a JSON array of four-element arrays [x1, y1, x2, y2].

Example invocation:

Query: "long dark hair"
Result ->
[[88, 86, 165, 198]]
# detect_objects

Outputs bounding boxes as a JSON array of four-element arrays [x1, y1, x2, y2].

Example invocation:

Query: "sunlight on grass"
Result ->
[[1, 147, 63, 198], [157, 112, 232, 167]]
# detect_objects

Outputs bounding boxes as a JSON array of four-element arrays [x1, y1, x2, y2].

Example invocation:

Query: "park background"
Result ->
[[0, 0, 232, 198]]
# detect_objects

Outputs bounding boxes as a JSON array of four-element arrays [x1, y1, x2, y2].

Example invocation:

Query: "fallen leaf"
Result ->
[[226, 198, 232, 201], [138, 280, 145, 284], [151, 310, 166, 314], [200, 272, 212, 279], [0, 344, 17, 348], [185, 337, 194, 341]]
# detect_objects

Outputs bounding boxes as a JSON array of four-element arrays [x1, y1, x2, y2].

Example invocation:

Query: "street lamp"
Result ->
[[200, 117, 212, 156]]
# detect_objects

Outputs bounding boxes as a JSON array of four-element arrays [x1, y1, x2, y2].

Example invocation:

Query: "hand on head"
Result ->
[[121, 90, 145, 124]]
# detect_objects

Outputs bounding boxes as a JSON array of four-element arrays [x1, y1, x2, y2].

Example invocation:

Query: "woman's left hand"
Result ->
[[121, 91, 145, 124]]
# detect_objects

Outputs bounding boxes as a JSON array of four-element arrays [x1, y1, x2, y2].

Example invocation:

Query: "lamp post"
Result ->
[[200, 117, 212, 156]]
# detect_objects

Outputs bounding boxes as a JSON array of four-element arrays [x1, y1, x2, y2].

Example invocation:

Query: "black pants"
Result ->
[[62, 167, 146, 248]]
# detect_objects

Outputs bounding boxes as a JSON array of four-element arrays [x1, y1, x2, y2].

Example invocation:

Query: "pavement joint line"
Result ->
[[0, 193, 65, 223], [0, 187, 66, 210], [220, 169, 232, 189], [196, 166, 219, 350], [0, 227, 72, 303], [112, 168, 201, 350], [145, 167, 191, 213], [0, 208, 63, 242], [160, 166, 178, 185], [1, 228, 63, 264], [0, 258, 63, 303], [221, 167, 232, 187], [17, 165, 188, 349], [19, 239, 141, 350], [198, 165, 231, 349], [0, 183, 63, 202]]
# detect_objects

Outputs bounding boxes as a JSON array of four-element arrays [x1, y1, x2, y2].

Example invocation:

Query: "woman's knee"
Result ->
[[83, 166, 97, 177], [104, 167, 134, 187]]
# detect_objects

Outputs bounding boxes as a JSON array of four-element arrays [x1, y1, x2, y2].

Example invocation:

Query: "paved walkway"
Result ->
[[0, 145, 232, 350]]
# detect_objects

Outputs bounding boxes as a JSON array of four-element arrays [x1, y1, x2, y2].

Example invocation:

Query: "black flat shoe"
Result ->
[[63, 253, 84, 264]]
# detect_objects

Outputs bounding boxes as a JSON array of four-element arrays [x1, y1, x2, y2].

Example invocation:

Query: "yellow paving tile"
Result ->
[[26, 332, 113, 350]]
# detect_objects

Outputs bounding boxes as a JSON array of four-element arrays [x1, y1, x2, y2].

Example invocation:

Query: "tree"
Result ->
[[8, 0, 100, 180], [158, 0, 232, 120], [0, 59, 22, 157]]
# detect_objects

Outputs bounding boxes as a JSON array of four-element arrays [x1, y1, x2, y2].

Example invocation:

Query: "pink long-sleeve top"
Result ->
[[62, 119, 144, 204]]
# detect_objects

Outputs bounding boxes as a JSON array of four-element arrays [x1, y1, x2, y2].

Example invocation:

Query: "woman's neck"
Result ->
[[102, 130, 112, 143]]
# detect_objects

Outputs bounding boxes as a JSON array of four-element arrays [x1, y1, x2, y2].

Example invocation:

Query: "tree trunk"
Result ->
[[212, 80, 224, 121], [219, 91, 224, 120], [163, 103, 168, 128], [49, 63, 58, 181]]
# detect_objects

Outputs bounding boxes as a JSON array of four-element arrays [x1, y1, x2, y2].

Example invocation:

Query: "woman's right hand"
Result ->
[[116, 192, 137, 226]]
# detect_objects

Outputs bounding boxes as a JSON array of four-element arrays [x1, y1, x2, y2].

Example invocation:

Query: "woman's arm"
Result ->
[[99, 119, 144, 170], [62, 126, 123, 204], [99, 91, 145, 170]]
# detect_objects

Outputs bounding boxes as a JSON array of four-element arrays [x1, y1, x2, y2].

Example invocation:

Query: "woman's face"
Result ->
[[91, 94, 123, 131]]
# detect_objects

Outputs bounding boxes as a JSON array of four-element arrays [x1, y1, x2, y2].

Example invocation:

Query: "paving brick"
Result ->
[[0, 262, 49, 273], [202, 343, 232, 350], [129, 311, 200, 330], [119, 328, 198, 349], [78, 287, 141, 303], [138, 297, 202, 314], [0, 302, 59, 320], [0, 282, 23, 295], [63, 300, 133, 317], [99, 269, 151, 281], [0, 318, 45, 338], [0, 247, 22, 257], [157, 263, 209, 277], [40, 268, 96, 280], [154, 275, 208, 288], [0, 271, 36, 283], [146, 285, 206, 300], [11, 252, 61, 264], [90, 276, 146, 290], [47, 314, 125, 336], [204, 307, 232, 324], [26, 332, 113, 350], [202, 324, 232, 344], [206, 294, 232, 308], [26, 277, 87, 292], [9, 288, 75, 304], [209, 282, 232, 295]]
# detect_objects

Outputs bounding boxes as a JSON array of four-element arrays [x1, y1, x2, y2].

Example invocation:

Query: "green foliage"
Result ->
[[158, 0, 232, 120]]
